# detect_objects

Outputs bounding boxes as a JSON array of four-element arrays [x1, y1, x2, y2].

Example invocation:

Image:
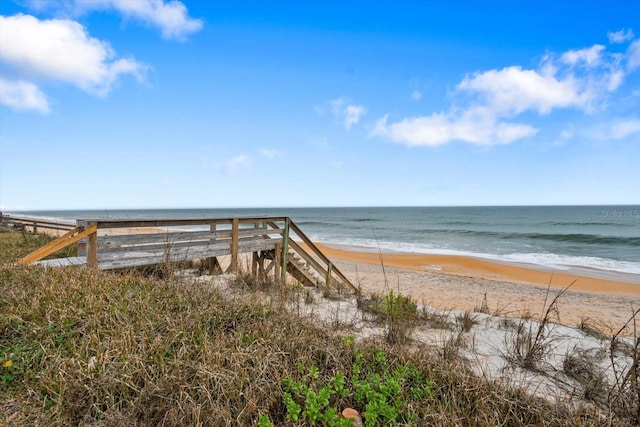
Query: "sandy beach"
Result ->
[[311, 243, 640, 333]]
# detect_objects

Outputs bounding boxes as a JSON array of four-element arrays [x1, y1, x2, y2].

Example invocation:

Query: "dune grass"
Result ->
[[0, 229, 623, 425]]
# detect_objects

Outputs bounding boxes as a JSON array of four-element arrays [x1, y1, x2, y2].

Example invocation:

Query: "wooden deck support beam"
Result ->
[[280, 218, 290, 284], [17, 226, 97, 266], [208, 224, 217, 274], [86, 222, 98, 268], [274, 243, 281, 282], [231, 218, 239, 274], [252, 251, 258, 278]]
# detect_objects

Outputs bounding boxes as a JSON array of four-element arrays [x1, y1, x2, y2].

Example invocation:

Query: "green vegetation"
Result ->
[[0, 229, 629, 425]]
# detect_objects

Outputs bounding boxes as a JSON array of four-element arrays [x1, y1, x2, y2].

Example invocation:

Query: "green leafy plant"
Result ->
[[273, 348, 433, 426], [382, 291, 418, 344]]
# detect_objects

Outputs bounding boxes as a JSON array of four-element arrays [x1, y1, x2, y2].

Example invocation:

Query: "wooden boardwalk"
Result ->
[[2, 214, 356, 293]]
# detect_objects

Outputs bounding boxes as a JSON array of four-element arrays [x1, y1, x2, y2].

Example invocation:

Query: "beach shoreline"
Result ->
[[301, 242, 640, 333], [310, 241, 640, 295]]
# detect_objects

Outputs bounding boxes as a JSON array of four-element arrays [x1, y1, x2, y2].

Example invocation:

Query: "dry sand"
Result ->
[[311, 243, 640, 333]]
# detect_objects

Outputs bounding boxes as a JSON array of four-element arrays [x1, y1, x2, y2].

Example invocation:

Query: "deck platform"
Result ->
[[2, 213, 356, 292]]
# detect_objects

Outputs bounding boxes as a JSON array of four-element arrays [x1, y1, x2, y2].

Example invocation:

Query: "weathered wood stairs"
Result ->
[[2, 214, 356, 293]]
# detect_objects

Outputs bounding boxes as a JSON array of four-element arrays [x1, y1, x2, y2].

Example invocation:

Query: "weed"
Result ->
[[0, 230, 613, 425], [420, 306, 455, 330], [456, 310, 478, 332], [439, 330, 465, 362], [563, 348, 607, 403], [475, 292, 491, 314], [382, 291, 419, 344], [503, 282, 570, 371], [608, 307, 640, 425], [579, 317, 608, 341]]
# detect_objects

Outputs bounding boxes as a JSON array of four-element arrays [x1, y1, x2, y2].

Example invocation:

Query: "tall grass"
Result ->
[[0, 229, 619, 425]]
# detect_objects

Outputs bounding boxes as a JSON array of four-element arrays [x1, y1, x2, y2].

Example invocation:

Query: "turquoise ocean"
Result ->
[[13, 206, 640, 279]]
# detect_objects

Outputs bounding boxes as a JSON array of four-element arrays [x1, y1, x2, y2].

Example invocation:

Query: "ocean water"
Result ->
[[13, 206, 640, 276]]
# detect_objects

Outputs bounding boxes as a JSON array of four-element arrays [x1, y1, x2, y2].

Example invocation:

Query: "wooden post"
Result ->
[[208, 223, 217, 275], [251, 221, 259, 278], [326, 262, 333, 289], [87, 221, 98, 268], [258, 252, 265, 277], [252, 252, 258, 278], [280, 218, 290, 284], [274, 243, 281, 283], [231, 218, 239, 274], [77, 238, 87, 257]]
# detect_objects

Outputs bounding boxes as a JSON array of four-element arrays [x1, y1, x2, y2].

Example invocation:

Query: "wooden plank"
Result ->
[[35, 257, 87, 267], [96, 237, 276, 262], [77, 216, 288, 229], [96, 237, 278, 270], [281, 218, 290, 284], [2, 214, 76, 228], [288, 240, 330, 281], [17, 227, 82, 265], [252, 252, 258, 277], [97, 227, 277, 248], [99, 230, 221, 247], [231, 218, 239, 274], [287, 260, 318, 288], [96, 235, 278, 256], [87, 222, 98, 268], [288, 221, 357, 292], [208, 223, 218, 274], [17, 226, 97, 266], [274, 243, 281, 281]]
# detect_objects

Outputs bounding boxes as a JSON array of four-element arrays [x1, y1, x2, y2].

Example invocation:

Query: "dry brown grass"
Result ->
[[0, 229, 627, 426]]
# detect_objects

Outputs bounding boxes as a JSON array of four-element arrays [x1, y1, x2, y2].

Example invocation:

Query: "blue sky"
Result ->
[[1, 0, 639, 210]]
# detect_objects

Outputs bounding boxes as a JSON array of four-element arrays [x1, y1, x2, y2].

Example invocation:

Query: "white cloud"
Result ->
[[457, 66, 587, 115], [372, 110, 538, 147], [0, 77, 50, 113], [330, 97, 366, 130], [25, 0, 203, 40], [561, 45, 605, 67], [628, 40, 640, 70], [224, 155, 251, 173], [608, 118, 640, 139], [373, 38, 639, 148], [344, 104, 365, 130], [259, 148, 280, 159], [411, 90, 422, 101], [556, 128, 574, 144], [608, 28, 635, 44], [0, 14, 146, 100]]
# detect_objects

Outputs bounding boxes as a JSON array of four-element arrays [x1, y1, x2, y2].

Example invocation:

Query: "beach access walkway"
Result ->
[[1, 214, 356, 293]]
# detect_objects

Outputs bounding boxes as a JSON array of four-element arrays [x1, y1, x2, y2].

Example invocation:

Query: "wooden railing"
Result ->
[[5, 214, 356, 293], [1, 213, 76, 233]]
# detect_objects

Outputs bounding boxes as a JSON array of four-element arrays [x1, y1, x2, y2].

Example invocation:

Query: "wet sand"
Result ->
[[313, 243, 640, 333]]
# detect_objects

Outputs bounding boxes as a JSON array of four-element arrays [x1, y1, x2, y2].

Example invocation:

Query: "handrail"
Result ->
[[11, 214, 357, 293], [2, 213, 76, 231], [17, 226, 98, 266], [77, 216, 288, 229], [288, 221, 357, 292], [269, 220, 357, 292]]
